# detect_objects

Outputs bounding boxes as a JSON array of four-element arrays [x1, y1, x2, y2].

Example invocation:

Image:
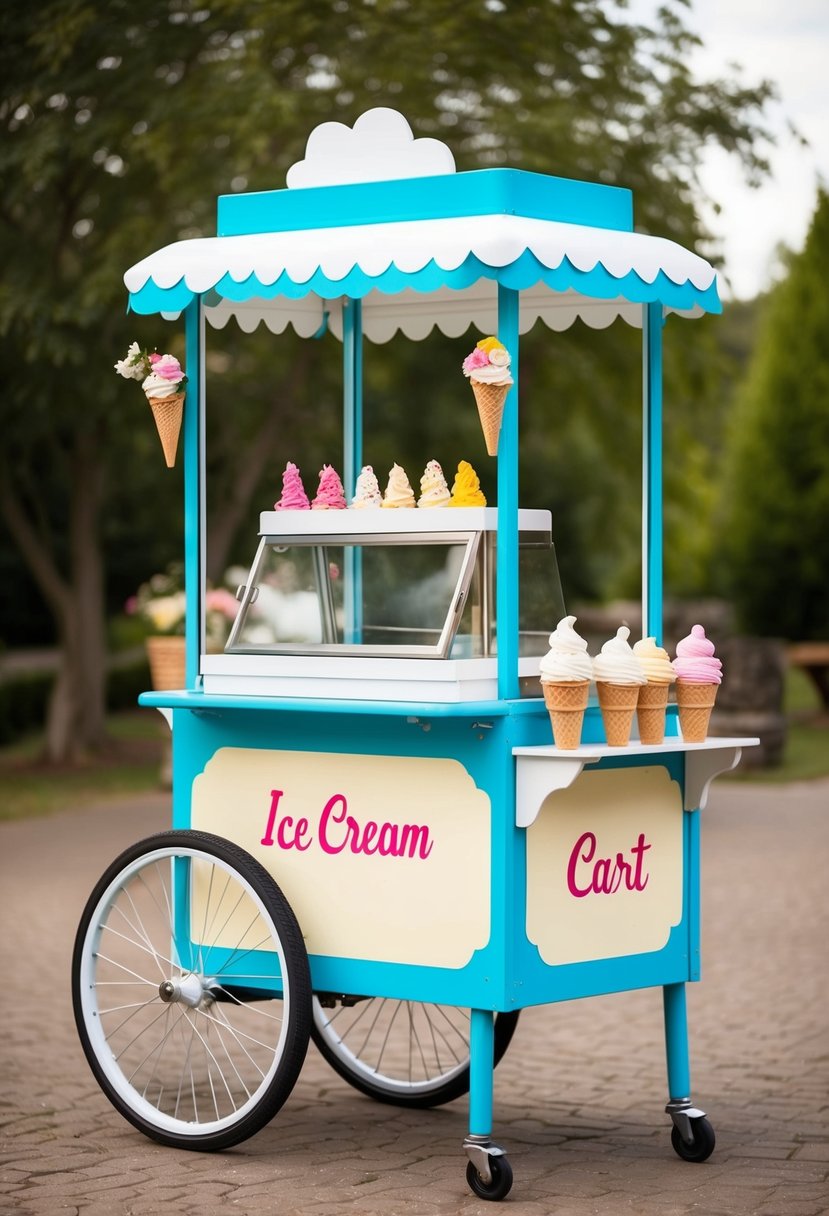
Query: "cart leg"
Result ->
[[463, 1009, 513, 1200], [663, 981, 691, 1100], [663, 983, 716, 1162]]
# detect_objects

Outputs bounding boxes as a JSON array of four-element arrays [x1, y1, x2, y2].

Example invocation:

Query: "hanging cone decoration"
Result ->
[[147, 393, 185, 468], [471, 381, 509, 456]]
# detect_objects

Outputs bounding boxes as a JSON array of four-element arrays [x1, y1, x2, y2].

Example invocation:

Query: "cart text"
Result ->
[[566, 830, 651, 897]]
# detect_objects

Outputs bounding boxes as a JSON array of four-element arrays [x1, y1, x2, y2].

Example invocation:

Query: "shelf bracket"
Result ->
[[684, 747, 742, 811]]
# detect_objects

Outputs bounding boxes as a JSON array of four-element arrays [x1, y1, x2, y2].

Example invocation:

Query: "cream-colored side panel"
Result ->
[[526, 766, 683, 966], [191, 748, 491, 969]]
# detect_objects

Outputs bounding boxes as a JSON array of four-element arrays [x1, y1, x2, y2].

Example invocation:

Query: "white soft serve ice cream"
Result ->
[[142, 372, 181, 401], [539, 615, 594, 684], [593, 625, 647, 685]]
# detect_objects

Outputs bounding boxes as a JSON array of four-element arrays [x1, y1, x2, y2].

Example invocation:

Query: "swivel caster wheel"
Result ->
[[464, 1147, 513, 1201], [671, 1115, 716, 1163]]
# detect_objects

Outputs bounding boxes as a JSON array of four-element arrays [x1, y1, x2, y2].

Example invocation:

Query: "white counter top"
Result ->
[[259, 507, 552, 536]]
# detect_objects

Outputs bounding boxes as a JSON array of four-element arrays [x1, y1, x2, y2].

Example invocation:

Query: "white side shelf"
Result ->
[[512, 737, 759, 827]]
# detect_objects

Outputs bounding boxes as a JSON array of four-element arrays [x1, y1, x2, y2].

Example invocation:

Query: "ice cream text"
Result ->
[[260, 788, 434, 860]]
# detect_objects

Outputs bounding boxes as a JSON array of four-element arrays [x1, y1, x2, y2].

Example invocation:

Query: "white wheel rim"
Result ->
[[78, 845, 292, 1137], [313, 997, 470, 1096]]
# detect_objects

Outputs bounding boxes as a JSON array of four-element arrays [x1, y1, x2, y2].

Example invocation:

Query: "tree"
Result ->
[[718, 190, 829, 641], [0, 0, 776, 759]]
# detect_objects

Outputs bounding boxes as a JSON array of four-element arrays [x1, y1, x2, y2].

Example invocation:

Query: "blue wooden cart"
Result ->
[[72, 108, 756, 1200]]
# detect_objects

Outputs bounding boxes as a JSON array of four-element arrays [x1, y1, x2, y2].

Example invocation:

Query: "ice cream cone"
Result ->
[[471, 381, 509, 456], [148, 392, 184, 468], [637, 682, 670, 744], [676, 680, 718, 742], [542, 680, 589, 750], [596, 682, 639, 746]]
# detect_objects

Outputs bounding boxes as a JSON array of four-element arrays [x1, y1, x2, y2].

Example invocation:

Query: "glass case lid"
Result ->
[[226, 528, 481, 660]]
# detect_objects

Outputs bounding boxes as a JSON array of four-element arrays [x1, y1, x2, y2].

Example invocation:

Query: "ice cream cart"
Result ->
[[72, 108, 757, 1200]]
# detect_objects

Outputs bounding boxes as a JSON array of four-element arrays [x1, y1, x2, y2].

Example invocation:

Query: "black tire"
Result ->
[[311, 998, 519, 1108], [671, 1116, 716, 1163], [466, 1155, 514, 1201], [72, 830, 312, 1150]]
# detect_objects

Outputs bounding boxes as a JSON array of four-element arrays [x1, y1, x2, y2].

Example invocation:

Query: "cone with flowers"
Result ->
[[462, 336, 514, 456], [114, 342, 188, 468]]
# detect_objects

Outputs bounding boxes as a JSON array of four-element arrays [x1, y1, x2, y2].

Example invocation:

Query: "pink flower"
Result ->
[[149, 352, 161, 365], [205, 588, 240, 619], [462, 348, 489, 374], [153, 354, 184, 381]]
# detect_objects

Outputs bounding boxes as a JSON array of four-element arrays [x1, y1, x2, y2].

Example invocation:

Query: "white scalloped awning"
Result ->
[[126, 212, 718, 338]]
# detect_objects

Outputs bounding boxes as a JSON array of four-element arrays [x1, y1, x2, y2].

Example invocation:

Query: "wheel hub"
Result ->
[[158, 972, 212, 1008]]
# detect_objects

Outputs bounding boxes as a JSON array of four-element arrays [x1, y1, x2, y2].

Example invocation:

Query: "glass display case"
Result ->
[[203, 508, 564, 702]]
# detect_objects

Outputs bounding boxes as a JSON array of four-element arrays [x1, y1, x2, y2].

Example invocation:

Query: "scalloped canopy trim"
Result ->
[[128, 251, 720, 319]]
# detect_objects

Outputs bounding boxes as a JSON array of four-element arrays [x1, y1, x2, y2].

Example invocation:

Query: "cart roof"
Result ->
[[124, 107, 720, 341]]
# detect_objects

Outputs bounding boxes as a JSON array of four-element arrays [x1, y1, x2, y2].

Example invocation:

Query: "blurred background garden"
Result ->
[[1, 0, 828, 814]]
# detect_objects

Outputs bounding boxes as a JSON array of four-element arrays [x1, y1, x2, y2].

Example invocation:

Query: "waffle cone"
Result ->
[[676, 680, 718, 742], [637, 682, 670, 744], [596, 682, 639, 746], [542, 680, 589, 750], [148, 392, 185, 468], [470, 380, 509, 456]]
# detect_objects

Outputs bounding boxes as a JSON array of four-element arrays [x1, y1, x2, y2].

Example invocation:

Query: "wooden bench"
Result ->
[[786, 642, 829, 710]]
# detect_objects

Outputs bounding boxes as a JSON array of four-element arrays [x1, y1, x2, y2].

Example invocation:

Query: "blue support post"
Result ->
[[184, 298, 203, 688], [663, 982, 691, 1100], [343, 300, 363, 643], [469, 1009, 495, 1136], [497, 285, 520, 700], [642, 301, 664, 645]]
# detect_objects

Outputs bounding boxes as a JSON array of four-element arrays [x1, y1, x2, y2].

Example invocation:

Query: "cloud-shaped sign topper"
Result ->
[[286, 107, 456, 190]]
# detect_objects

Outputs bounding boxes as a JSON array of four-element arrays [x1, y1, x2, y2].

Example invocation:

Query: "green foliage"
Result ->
[[718, 191, 829, 640], [662, 298, 761, 600]]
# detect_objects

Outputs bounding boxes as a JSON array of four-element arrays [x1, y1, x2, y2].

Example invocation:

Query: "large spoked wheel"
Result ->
[[311, 997, 519, 1108], [72, 830, 312, 1151]]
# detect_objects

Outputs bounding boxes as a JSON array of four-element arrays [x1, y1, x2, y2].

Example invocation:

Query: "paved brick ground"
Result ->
[[1, 776, 827, 1215]]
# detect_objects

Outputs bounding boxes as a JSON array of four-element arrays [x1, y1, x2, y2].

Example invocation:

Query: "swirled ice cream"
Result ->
[[462, 337, 514, 388], [381, 463, 416, 509], [593, 626, 647, 686], [351, 465, 382, 508], [312, 464, 347, 509], [539, 615, 593, 749], [417, 460, 451, 508], [539, 616, 594, 684], [142, 371, 182, 401], [594, 625, 646, 746], [142, 353, 185, 401], [449, 461, 486, 507], [673, 624, 723, 683], [633, 637, 676, 684], [274, 461, 310, 510]]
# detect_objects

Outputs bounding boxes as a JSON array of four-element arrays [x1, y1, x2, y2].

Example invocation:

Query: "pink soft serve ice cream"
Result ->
[[673, 624, 723, 683], [312, 464, 347, 509], [673, 624, 722, 742], [274, 462, 310, 510]]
